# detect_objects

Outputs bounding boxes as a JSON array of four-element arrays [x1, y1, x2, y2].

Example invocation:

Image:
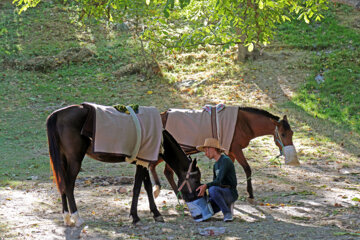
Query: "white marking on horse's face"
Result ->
[[283, 145, 300, 166]]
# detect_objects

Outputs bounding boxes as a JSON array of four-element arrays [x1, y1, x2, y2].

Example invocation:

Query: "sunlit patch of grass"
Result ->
[[276, 4, 360, 134]]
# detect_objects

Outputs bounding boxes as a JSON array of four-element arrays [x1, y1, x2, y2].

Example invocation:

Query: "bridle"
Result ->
[[274, 125, 285, 157], [178, 158, 198, 193]]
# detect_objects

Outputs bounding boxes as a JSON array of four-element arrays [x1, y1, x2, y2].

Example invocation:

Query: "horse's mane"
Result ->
[[239, 107, 280, 120], [239, 107, 291, 130]]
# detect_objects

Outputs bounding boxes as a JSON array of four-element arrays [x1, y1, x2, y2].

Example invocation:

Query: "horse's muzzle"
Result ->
[[283, 145, 300, 166]]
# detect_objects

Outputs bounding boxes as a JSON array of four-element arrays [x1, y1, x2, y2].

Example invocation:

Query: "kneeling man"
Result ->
[[196, 138, 238, 222]]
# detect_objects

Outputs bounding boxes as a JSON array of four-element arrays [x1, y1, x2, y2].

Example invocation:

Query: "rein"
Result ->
[[274, 125, 284, 157], [240, 124, 285, 185], [178, 158, 197, 193]]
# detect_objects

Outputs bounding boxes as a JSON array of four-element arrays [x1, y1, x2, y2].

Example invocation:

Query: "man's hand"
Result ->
[[196, 184, 207, 197]]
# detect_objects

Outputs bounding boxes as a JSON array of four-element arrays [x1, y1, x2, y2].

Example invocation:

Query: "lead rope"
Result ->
[[239, 126, 284, 184], [176, 191, 185, 217], [176, 158, 196, 218]]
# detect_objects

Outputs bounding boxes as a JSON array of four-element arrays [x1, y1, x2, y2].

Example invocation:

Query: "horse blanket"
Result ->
[[164, 105, 238, 153], [81, 103, 162, 164]]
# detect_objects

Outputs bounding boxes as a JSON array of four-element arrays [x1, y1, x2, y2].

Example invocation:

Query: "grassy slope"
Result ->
[[0, 1, 190, 185], [276, 4, 360, 132], [0, 1, 359, 187]]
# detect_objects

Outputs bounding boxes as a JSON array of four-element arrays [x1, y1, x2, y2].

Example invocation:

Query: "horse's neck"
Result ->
[[160, 111, 168, 128], [247, 113, 276, 137]]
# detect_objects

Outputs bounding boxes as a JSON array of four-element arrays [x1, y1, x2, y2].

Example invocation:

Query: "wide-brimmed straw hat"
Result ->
[[196, 138, 226, 152]]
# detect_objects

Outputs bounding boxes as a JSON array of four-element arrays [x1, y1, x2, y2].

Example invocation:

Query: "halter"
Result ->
[[178, 158, 198, 193], [274, 124, 284, 156]]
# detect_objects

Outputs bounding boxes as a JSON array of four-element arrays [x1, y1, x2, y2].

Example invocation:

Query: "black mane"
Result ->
[[239, 107, 280, 121], [239, 107, 291, 130]]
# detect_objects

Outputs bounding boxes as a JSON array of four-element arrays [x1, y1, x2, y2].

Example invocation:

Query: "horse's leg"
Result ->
[[61, 193, 71, 226], [143, 168, 164, 222], [60, 129, 87, 227], [63, 155, 85, 227], [149, 159, 163, 198], [230, 148, 254, 201], [228, 152, 236, 163], [164, 163, 180, 198], [130, 165, 144, 224], [66, 161, 85, 227]]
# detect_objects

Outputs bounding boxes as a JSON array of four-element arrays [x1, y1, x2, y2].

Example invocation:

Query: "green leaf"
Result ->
[[304, 14, 310, 24], [259, 0, 264, 10], [248, 43, 254, 52]]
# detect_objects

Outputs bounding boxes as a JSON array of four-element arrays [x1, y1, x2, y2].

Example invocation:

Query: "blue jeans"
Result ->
[[208, 186, 234, 215]]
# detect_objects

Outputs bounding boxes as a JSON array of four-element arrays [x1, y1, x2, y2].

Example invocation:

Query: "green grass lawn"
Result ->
[[276, 4, 360, 133]]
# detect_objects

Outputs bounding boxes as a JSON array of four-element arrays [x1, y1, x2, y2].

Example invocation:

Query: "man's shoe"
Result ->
[[223, 213, 233, 222]]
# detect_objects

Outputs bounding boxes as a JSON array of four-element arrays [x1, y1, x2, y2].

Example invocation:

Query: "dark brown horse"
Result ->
[[150, 107, 299, 201], [46, 105, 201, 226]]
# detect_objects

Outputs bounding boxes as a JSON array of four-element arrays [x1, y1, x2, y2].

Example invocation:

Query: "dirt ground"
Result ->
[[1, 157, 359, 240], [1, 49, 360, 240]]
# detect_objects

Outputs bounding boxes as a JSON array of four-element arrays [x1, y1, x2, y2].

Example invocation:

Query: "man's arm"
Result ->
[[196, 184, 207, 197], [206, 157, 230, 188]]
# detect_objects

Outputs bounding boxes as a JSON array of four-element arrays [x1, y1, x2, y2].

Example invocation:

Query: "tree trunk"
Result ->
[[237, 43, 247, 62]]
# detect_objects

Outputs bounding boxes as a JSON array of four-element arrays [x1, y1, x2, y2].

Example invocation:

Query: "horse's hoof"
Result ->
[[247, 198, 256, 205], [132, 219, 142, 227], [153, 185, 160, 199], [63, 212, 72, 226], [154, 215, 164, 222]]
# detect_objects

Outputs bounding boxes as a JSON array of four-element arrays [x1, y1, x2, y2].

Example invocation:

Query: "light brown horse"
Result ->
[[46, 105, 202, 226], [150, 107, 299, 200]]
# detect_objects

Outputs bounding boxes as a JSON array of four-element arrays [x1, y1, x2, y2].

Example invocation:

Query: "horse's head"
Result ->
[[162, 130, 202, 201], [271, 115, 300, 166], [176, 157, 202, 202]]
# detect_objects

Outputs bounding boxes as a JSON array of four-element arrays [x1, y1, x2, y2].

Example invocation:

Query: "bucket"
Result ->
[[186, 196, 214, 222]]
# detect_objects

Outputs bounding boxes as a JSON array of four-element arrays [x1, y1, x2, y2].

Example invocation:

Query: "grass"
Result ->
[[0, 1, 187, 185], [1, 0, 359, 188], [276, 4, 360, 133]]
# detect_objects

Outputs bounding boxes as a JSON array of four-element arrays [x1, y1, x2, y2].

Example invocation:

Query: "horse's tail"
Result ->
[[46, 112, 65, 193]]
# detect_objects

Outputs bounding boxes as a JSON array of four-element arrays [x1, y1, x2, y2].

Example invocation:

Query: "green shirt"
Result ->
[[206, 154, 238, 201]]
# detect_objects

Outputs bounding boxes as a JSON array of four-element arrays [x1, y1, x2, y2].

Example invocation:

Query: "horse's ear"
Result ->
[[270, 118, 280, 126], [283, 115, 288, 122]]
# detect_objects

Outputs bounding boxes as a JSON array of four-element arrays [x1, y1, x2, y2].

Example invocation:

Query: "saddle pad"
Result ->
[[165, 106, 238, 152], [82, 102, 162, 162]]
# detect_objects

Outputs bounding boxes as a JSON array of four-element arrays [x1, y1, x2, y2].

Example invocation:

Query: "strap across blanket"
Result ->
[[81, 102, 162, 163], [164, 106, 238, 153]]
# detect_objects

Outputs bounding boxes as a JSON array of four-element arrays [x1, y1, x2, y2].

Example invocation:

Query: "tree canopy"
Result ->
[[13, 0, 330, 52]]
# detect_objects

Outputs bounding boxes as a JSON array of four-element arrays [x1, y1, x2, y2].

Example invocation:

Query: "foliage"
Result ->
[[114, 104, 139, 113], [13, 0, 330, 52], [145, 0, 329, 52]]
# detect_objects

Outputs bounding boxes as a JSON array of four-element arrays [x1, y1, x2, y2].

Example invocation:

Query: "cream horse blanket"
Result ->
[[82, 102, 162, 165], [165, 105, 238, 153]]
